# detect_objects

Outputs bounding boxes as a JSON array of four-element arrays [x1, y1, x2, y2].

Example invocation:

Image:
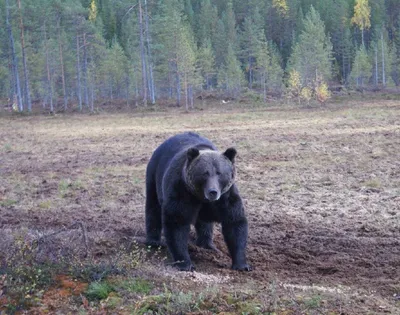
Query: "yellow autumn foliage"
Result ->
[[315, 82, 331, 104]]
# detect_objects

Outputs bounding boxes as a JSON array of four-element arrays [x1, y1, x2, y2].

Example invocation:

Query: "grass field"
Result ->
[[0, 99, 399, 314]]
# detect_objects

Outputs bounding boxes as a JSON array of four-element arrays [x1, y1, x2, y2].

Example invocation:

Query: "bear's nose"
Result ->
[[208, 189, 218, 199]]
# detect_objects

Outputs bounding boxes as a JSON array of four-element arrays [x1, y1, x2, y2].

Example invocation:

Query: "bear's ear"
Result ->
[[187, 147, 200, 163], [223, 147, 237, 163]]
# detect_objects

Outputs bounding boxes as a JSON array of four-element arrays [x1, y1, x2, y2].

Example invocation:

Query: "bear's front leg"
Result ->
[[222, 217, 251, 271], [164, 223, 193, 271], [219, 191, 251, 271], [162, 202, 195, 271]]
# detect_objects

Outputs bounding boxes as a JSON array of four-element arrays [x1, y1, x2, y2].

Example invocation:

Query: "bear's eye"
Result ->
[[216, 171, 221, 175]]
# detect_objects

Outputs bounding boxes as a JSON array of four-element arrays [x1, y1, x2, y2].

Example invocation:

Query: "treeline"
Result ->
[[1, 0, 400, 112]]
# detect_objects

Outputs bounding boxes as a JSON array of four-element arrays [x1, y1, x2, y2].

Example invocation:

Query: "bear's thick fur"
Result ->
[[145, 132, 250, 271]]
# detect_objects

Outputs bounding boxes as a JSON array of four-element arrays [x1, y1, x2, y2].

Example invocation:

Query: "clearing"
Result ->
[[0, 99, 399, 314]]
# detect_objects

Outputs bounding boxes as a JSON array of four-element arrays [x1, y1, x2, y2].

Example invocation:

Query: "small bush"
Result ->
[[85, 281, 114, 301], [286, 70, 302, 104], [118, 278, 153, 294], [315, 81, 331, 104]]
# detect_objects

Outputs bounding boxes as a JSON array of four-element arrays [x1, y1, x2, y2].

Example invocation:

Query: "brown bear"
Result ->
[[145, 132, 250, 271]]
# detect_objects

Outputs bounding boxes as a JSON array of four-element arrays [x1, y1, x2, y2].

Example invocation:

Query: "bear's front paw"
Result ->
[[232, 263, 252, 272], [174, 261, 196, 272], [145, 239, 166, 248]]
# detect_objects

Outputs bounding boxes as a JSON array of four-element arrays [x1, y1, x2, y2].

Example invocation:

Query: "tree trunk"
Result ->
[[138, 0, 147, 106], [375, 45, 378, 85], [43, 22, 53, 113], [189, 85, 194, 109], [168, 64, 173, 98], [248, 56, 252, 89], [126, 76, 130, 107], [83, 33, 89, 107], [342, 52, 346, 84], [76, 34, 82, 111], [6, 0, 23, 112], [135, 74, 139, 107], [57, 15, 67, 110], [381, 31, 386, 86], [90, 79, 94, 112], [263, 72, 267, 102], [17, 0, 32, 112], [176, 65, 181, 106], [144, 0, 155, 104], [184, 72, 188, 111], [361, 28, 364, 47]]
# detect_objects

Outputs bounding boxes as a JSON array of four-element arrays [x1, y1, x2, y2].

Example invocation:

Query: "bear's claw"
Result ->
[[232, 264, 252, 271], [174, 261, 196, 272]]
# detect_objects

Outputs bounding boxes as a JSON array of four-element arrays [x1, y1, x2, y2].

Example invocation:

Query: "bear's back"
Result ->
[[150, 132, 216, 166]]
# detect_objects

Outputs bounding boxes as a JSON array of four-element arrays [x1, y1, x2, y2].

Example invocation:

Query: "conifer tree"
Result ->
[[239, 6, 264, 89], [176, 23, 197, 110], [266, 43, 284, 93], [350, 45, 372, 87], [197, 39, 216, 91], [288, 6, 333, 87], [255, 40, 269, 102], [218, 44, 243, 98]]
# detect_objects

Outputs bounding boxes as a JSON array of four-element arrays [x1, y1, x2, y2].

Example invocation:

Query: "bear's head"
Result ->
[[184, 147, 236, 202]]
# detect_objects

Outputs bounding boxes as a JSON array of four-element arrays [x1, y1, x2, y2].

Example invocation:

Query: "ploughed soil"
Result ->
[[0, 99, 399, 313]]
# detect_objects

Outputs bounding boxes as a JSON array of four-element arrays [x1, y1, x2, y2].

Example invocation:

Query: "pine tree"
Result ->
[[371, 29, 392, 86], [176, 23, 197, 110], [288, 6, 333, 87], [17, 0, 32, 112], [197, 39, 216, 91], [255, 40, 270, 102], [218, 44, 243, 98], [266, 42, 284, 94], [5, 0, 23, 111], [338, 28, 354, 85], [222, 1, 237, 50], [239, 6, 264, 89], [196, 0, 216, 47], [350, 45, 372, 87], [152, 0, 184, 105], [213, 19, 227, 69]]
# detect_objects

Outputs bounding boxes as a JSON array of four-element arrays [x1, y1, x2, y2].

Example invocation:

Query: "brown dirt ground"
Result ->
[[0, 99, 399, 313]]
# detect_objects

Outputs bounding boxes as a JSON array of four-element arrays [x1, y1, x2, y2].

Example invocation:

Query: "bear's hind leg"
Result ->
[[145, 180, 163, 247], [195, 220, 217, 251]]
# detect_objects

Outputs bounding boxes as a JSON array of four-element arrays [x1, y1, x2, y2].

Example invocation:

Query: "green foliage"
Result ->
[[197, 39, 216, 90], [85, 281, 114, 300], [116, 278, 153, 294], [1, 233, 56, 310], [1, 0, 399, 110], [0, 199, 18, 207], [286, 70, 302, 103], [288, 6, 333, 86], [218, 44, 244, 98], [135, 288, 263, 314], [350, 45, 372, 87]]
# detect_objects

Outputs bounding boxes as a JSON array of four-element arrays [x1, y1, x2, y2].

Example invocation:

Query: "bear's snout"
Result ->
[[207, 188, 219, 200], [205, 187, 220, 201]]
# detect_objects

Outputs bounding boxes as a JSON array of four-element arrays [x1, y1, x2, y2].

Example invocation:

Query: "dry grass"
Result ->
[[0, 99, 399, 313]]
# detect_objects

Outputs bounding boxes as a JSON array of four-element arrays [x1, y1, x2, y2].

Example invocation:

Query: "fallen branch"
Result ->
[[36, 221, 89, 258]]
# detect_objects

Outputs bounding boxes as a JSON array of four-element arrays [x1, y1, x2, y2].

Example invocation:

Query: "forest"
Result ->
[[1, 0, 400, 112]]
